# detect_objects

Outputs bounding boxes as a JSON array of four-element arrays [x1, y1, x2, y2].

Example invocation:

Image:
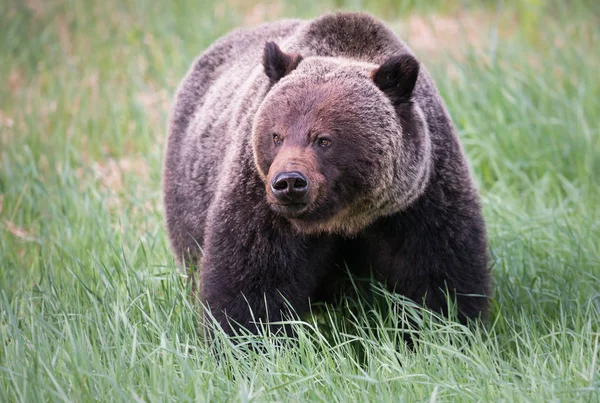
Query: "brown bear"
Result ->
[[163, 12, 491, 336]]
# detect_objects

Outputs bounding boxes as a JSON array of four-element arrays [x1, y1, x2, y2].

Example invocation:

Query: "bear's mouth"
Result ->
[[269, 202, 308, 218]]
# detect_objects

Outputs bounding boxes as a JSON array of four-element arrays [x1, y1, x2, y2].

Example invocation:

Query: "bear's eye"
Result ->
[[317, 137, 332, 148], [272, 134, 283, 146]]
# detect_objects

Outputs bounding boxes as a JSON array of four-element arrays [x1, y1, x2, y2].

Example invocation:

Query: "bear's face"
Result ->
[[253, 65, 393, 230], [252, 43, 423, 235]]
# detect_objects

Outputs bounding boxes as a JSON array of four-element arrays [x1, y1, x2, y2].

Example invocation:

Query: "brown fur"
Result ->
[[163, 13, 491, 336]]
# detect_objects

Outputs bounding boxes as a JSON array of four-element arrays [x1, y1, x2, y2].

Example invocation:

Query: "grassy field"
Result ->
[[1, 0, 599, 401]]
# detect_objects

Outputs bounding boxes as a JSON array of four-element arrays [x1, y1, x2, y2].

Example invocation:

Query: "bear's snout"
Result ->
[[264, 146, 324, 219], [270, 171, 309, 204]]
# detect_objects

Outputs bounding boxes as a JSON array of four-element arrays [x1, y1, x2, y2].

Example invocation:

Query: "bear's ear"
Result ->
[[372, 54, 420, 105], [263, 41, 303, 84]]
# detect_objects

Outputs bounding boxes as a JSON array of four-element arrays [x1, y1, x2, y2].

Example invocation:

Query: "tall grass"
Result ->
[[1, 0, 598, 401]]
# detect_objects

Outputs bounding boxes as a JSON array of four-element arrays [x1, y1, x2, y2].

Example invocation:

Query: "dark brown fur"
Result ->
[[163, 13, 491, 336]]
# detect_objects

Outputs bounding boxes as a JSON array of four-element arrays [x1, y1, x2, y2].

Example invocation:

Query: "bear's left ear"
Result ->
[[263, 41, 303, 84], [372, 54, 420, 105]]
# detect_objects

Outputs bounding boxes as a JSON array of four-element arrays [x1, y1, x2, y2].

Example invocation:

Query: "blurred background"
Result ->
[[0, 1, 599, 400]]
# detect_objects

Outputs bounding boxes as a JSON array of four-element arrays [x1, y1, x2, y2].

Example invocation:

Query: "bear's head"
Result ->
[[252, 42, 432, 235]]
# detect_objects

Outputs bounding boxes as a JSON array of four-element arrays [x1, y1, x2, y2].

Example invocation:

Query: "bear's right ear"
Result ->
[[372, 54, 420, 105], [263, 42, 303, 84]]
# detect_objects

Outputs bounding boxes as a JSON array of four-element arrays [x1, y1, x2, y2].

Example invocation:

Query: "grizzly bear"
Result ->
[[163, 12, 491, 336]]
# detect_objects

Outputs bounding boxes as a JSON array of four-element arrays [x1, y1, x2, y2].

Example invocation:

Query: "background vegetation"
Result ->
[[1, 0, 598, 401]]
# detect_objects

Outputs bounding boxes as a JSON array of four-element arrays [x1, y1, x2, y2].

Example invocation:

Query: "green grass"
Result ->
[[1, 0, 599, 401]]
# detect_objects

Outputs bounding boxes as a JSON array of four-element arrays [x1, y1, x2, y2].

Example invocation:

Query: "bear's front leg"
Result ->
[[199, 203, 338, 336], [357, 186, 491, 324]]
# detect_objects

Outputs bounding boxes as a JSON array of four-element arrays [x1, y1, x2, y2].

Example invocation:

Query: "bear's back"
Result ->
[[167, 19, 303, 163]]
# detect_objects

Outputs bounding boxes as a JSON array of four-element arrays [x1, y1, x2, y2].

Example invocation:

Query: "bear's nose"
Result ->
[[270, 171, 308, 203]]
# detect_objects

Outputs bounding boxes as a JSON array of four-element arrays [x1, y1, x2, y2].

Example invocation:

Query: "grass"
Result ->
[[1, 0, 599, 401]]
